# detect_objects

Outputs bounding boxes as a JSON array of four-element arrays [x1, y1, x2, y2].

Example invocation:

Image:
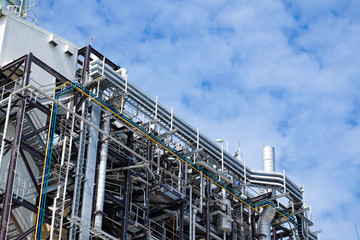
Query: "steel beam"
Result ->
[[25, 98, 51, 116], [0, 55, 26, 72], [88, 47, 120, 71], [14, 226, 35, 240], [19, 149, 40, 194], [20, 142, 47, 163], [0, 61, 23, 87], [32, 55, 70, 83], [22, 125, 48, 141]]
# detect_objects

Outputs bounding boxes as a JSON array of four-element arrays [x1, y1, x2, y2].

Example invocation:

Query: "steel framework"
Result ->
[[0, 46, 319, 240]]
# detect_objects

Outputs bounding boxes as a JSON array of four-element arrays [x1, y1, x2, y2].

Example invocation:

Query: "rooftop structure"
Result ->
[[0, 8, 320, 240]]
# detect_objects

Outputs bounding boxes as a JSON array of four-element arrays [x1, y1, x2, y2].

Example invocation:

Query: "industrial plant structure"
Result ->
[[0, 2, 320, 239]]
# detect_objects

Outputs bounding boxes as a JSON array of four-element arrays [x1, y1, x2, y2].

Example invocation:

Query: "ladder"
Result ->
[[69, 101, 88, 240], [49, 115, 74, 239]]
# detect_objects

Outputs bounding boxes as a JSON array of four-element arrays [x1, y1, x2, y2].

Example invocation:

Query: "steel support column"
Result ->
[[0, 53, 32, 239], [121, 132, 134, 240], [230, 198, 235, 240], [82, 45, 91, 85], [272, 226, 276, 240], [143, 141, 153, 237], [178, 161, 185, 240], [179, 201, 184, 240], [206, 178, 211, 240], [251, 209, 256, 240], [19, 149, 40, 194]]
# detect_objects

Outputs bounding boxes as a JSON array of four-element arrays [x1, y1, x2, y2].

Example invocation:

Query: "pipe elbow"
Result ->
[[258, 206, 276, 240]]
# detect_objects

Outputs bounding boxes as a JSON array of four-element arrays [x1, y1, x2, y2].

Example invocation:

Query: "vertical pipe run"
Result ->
[[79, 103, 101, 240], [143, 141, 152, 236], [192, 209, 197, 240], [155, 96, 158, 119], [170, 107, 173, 130], [258, 146, 276, 240], [189, 185, 192, 239], [82, 45, 91, 85], [206, 179, 210, 240], [94, 115, 110, 229]]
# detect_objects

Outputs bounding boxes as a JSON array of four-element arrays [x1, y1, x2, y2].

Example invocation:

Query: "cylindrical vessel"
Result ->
[[218, 199, 232, 233]]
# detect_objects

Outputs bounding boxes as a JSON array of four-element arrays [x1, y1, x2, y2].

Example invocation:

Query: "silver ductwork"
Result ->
[[94, 115, 110, 229], [258, 206, 276, 240], [258, 146, 276, 240], [262, 146, 275, 172]]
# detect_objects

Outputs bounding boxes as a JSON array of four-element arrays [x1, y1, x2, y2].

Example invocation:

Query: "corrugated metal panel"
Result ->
[[0, 11, 79, 85]]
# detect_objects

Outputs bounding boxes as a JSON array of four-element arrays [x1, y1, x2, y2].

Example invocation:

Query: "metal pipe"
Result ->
[[164, 209, 178, 231], [196, 161, 232, 185], [206, 178, 210, 240], [200, 174, 204, 212], [192, 208, 197, 240], [92, 61, 312, 230], [177, 159, 181, 192], [258, 146, 276, 240], [94, 115, 110, 229], [183, 214, 222, 240], [79, 103, 101, 240], [258, 206, 276, 240], [189, 185, 192, 239]]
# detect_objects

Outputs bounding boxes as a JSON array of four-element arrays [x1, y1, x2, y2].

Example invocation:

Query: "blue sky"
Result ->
[[36, 0, 360, 239]]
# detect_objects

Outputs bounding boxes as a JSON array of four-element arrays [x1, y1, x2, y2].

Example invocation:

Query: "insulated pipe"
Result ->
[[192, 209, 197, 240], [88, 61, 316, 238], [258, 206, 276, 240], [94, 115, 110, 229], [183, 215, 222, 240], [90, 62, 304, 200], [259, 146, 276, 240], [263, 146, 275, 172], [189, 185, 192, 239]]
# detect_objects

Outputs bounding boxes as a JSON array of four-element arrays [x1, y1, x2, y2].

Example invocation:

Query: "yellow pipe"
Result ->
[[34, 83, 72, 239]]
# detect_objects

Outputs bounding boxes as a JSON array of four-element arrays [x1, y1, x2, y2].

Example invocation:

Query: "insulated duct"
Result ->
[[94, 115, 110, 229], [258, 146, 276, 240]]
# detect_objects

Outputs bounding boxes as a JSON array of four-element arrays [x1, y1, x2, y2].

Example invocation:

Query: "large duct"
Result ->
[[94, 115, 110, 229], [258, 146, 276, 240]]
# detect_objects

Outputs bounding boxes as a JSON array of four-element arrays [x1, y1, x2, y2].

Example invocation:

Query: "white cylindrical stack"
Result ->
[[262, 146, 275, 172]]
